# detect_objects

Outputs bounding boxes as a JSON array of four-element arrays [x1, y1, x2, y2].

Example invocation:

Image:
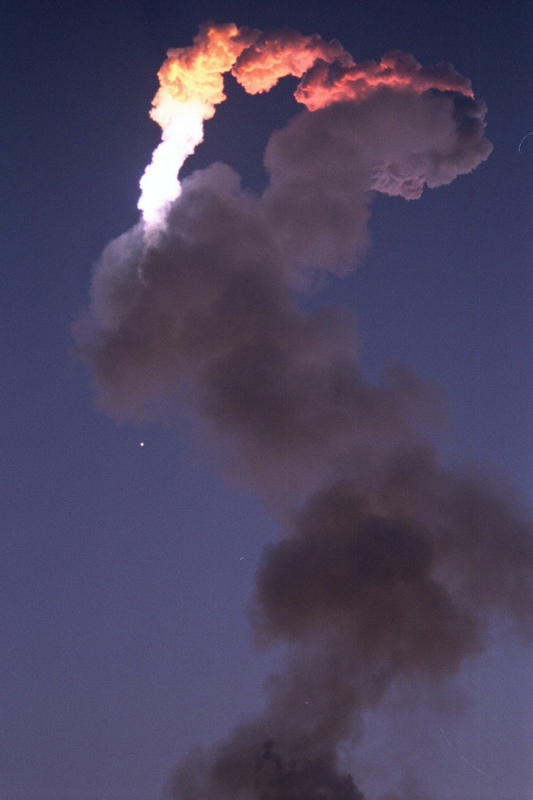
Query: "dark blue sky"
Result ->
[[1, 2, 532, 799]]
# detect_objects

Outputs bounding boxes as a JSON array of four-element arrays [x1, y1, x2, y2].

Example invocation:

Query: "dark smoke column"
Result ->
[[76, 23, 532, 800]]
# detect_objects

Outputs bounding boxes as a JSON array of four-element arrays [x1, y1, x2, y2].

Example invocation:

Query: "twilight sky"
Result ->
[[1, 2, 532, 800]]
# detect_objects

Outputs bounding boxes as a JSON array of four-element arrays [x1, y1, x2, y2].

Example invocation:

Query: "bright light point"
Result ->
[[140, 442, 145, 447]]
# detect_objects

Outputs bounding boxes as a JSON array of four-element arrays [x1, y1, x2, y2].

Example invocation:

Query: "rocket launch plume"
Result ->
[[77, 22, 532, 800], [138, 22, 477, 230], [138, 23, 255, 226]]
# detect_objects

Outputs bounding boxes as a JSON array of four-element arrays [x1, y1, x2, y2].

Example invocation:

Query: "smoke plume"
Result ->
[[77, 23, 531, 799]]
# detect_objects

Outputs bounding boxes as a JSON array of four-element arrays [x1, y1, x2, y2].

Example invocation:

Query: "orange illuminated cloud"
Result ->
[[231, 29, 353, 94], [294, 50, 474, 111], [151, 22, 258, 126], [139, 22, 475, 227]]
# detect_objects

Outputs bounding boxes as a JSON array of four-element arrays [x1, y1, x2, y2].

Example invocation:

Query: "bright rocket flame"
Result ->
[[138, 22, 475, 228], [138, 100, 205, 227]]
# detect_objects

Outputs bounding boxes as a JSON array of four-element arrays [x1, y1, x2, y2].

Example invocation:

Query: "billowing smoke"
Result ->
[[76, 23, 532, 800]]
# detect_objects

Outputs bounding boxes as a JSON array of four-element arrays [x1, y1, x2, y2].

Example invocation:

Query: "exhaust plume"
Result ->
[[77, 22, 531, 800], [138, 22, 480, 230]]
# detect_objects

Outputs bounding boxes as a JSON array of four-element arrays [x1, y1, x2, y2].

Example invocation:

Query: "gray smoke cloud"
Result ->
[[77, 64, 532, 800], [263, 90, 492, 281], [164, 452, 532, 800]]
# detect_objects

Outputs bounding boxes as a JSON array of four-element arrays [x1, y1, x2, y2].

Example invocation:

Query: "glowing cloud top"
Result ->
[[138, 22, 475, 228]]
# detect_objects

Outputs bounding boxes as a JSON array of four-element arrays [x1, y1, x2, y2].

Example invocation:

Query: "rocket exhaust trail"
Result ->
[[77, 22, 532, 800], [138, 22, 476, 231]]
